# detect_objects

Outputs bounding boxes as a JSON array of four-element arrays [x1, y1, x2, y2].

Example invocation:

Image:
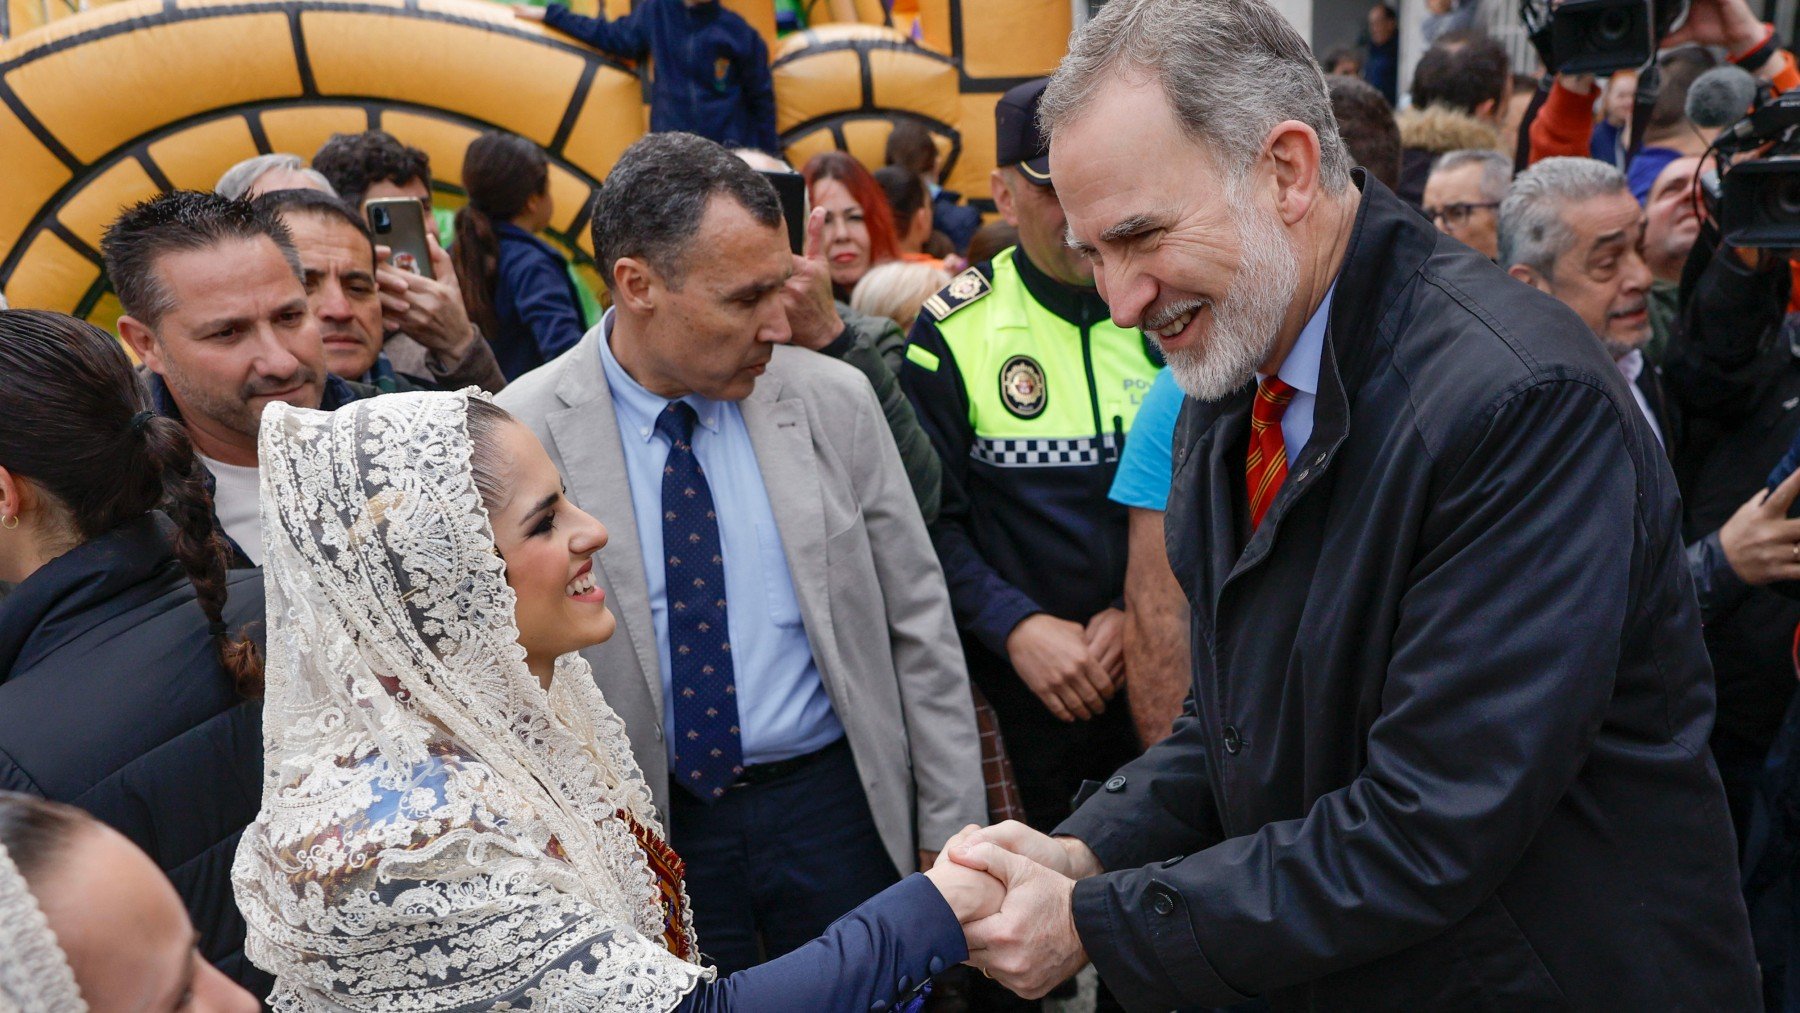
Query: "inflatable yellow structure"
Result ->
[[0, 0, 1071, 323]]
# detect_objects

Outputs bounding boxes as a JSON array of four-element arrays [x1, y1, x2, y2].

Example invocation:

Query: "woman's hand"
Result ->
[[922, 860, 1004, 924]]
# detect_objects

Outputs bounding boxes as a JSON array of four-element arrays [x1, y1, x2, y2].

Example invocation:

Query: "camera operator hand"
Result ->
[[1719, 467, 1800, 585], [1664, 0, 1769, 63]]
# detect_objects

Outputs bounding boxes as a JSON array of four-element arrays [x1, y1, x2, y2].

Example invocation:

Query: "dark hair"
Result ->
[[873, 164, 929, 225], [1410, 31, 1511, 116], [1321, 46, 1364, 73], [591, 132, 784, 291], [465, 396, 515, 516], [884, 121, 939, 177], [1648, 45, 1719, 133], [1327, 74, 1402, 191], [451, 131, 551, 337], [311, 130, 433, 207], [252, 188, 373, 250], [100, 190, 300, 329], [0, 310, 263, 695], [966, 220, 1019, 267], [802, 151, 903, 264], [0, 792, 89, 886]]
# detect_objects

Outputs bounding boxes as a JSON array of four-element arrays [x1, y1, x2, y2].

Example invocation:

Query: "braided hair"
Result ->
[[0, 309, 262, 696]]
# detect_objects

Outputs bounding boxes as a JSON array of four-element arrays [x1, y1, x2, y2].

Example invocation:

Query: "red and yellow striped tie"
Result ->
[[1246, 376, 1296, 530]]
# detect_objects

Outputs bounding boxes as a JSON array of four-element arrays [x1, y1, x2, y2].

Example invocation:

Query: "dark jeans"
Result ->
[[671, 737, 900, 975]]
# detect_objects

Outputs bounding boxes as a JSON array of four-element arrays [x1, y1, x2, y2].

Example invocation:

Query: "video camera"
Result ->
[[1523, 0, 1690, 75], [1688, 65, 1800, 248]]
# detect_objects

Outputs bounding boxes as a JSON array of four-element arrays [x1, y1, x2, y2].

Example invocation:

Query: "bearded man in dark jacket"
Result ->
[[938, 0, 1758, 1009]]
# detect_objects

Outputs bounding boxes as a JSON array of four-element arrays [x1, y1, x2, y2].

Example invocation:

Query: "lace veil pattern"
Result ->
[[0, 838, 86, 1013], [231, 390, 709, 1012]]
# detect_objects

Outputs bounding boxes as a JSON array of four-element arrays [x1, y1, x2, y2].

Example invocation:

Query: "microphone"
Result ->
[[1686, 64, 1760, 129]]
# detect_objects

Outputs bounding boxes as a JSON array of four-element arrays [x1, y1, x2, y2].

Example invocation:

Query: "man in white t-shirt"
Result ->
[[105, 190, 377, 565]]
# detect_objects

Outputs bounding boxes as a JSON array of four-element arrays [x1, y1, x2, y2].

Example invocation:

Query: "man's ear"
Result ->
[[611, 256, 659, 315], [0, 465, 23, 525], [1266, 120, 1324, 227], [117, 316, 163, 374], [1508, 263, 1552, 294], [991, 168, 1021, 228], [1475, 97, 1499, 124]]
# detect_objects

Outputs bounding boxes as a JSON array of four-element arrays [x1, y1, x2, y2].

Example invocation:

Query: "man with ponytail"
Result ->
[[103, 189, 381, 566], [0, 309, 272, 996]]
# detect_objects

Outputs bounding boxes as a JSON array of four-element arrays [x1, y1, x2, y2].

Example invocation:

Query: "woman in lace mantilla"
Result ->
[[232, 390, 998, 1012]]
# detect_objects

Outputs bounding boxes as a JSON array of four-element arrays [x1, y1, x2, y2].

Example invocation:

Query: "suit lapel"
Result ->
[[546, 356, 663, 713], [741, 367, 840, 672]]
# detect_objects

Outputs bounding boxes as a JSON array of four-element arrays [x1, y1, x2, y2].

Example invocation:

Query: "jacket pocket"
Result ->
[[1315, 894, 1566, 1010]]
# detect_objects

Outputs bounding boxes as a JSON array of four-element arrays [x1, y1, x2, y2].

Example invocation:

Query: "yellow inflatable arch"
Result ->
[[0, 0, 1072, 323]]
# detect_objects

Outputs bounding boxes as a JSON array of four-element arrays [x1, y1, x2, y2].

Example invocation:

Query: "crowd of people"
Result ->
[[8, 0, 1800, 1008]]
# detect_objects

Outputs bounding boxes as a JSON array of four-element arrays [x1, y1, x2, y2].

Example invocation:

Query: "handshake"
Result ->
[[919, 821, 1106, 999]]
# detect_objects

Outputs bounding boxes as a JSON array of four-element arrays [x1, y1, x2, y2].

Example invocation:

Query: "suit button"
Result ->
[[928, 957, 946, 976], [1152, 890, 1175, 916], [1222, 725, 1242, 754], [898, 976, 912, 993], [869, 1002, 889, 1012], [1104, 775, 1127, 793]]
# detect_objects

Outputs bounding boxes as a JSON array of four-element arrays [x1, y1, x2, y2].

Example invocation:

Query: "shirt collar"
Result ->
[[1615, 347, 1645, 384], [1260, 280, 1337, 397], [597, 309, 725, 442]]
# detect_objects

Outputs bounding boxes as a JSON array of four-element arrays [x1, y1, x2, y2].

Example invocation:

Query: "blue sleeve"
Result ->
[[1109, 369, 1183, 511], [1769, 427, 1800, 489], [671, 874, 966, 1013], [741, 30, 780, 154], [541, 1, 651, 57], [501, 245, 587, 361], [900, 313, 1045, 657]]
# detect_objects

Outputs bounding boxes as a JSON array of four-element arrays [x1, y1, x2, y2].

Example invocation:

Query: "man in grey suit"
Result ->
[[499, 132, 985, 974]]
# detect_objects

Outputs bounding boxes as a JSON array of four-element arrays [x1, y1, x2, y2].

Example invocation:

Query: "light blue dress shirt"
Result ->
[[598, 313, 843, 767], [1259, 282, 1338, 464]]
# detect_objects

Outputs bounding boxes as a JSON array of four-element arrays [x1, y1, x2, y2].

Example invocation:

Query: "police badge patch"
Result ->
[[923, 266, 992, 321], [999, 355, 1048, 418]]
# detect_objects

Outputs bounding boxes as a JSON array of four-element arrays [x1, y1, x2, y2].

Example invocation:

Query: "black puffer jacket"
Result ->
[[0, 513, 266, 994], [1058, 174, 1756, 1010]]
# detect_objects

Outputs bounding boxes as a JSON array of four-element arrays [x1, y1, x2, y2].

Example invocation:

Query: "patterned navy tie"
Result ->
[[657, 401, 744, 803]]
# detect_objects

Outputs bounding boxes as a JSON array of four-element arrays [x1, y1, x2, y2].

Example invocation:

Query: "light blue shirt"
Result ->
[[1108, 368, 1184, 512], [1259, 282, 1337, 464], [598, 313, 843, 767]]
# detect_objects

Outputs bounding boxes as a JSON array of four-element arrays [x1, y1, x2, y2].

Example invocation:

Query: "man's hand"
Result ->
[[939, 821, 1103, 881], [921, 857, 1006, 924], [783, 207, 848, 351], [376, 231, 477, 362], [1719, 466, 1800, 585], [1084, 607, 1126, 687], [1007, 614, 1116, 722], [513, 4, 547, 21], [1663, 0, 1766, 54], [953, 842, 1089, 999]]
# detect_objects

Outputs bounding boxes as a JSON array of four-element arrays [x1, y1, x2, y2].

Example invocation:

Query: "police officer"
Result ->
[[902, 78, 1162, 847]]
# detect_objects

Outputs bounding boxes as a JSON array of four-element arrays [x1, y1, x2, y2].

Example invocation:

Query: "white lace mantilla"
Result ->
[[232, 391, 710, 1012], [0, 838, 87, 1013]]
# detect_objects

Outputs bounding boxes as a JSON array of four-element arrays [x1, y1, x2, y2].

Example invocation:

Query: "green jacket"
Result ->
[[827, 300, 943, 523]]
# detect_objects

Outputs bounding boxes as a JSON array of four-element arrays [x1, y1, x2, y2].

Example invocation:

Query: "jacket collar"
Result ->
[[147, 369, 367, 421], [1013, 246, 1112, 328], [0, 513, 177, 680], [495, 221, 570, 264]]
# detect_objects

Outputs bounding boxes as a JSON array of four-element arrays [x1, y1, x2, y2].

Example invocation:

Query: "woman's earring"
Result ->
[[1, 515, 17, 530]]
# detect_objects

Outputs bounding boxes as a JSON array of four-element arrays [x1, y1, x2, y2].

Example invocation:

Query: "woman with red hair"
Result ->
[[803, 151, 902, 300]]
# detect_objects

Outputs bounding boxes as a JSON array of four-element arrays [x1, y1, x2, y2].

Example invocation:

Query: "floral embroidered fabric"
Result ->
[[231, 390, 710, 1012]]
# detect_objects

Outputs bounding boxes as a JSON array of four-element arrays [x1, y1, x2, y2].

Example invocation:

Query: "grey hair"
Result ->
[[591, 132, 783, 290], [1040, 0, 1352, 192], [1431, 149, 1513, 203], [215, 153, 337, 201], [1498, 157, 1628, 279]]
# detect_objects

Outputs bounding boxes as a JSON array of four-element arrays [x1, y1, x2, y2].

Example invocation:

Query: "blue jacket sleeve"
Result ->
[[670, 874, 966, 1012], [501, 246, 587, 362], [541, 1, 651, 57], [899, 314, 1044, 657], [740, 30, 779, 153]]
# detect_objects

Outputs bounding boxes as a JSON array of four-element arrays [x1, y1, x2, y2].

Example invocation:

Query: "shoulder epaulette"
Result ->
[[923, 266, 993, 322]]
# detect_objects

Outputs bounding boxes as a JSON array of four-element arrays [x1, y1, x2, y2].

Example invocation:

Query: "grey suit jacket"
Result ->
[[499, 327, 985, 874]]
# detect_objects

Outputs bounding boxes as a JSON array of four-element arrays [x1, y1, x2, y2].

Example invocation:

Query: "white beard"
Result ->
[[1163, 196, 1300, 402]]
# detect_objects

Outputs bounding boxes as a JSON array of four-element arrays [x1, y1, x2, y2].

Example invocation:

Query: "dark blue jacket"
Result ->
[[492, 221, 587, 380], [0, 514, 267, 994], [543, 0, 779, 152]]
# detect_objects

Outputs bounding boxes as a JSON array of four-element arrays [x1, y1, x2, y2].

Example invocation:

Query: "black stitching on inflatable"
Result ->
[[289, 8, 318, 97], [0, 80, 80, 171], [246, 110, 272, 155], [46, 221, 103, 266], [550, 60, 597, 157], [856, 46, 874, 112], [942, 0, 1043, 92], [73, 277, 109, 319], [769, 36, 953, 73], [135, 152, 174, 192], [829, 122, 847, 150]]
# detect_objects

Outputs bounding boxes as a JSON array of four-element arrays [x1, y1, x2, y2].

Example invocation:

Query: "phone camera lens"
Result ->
[[370, 206, 391, 231]]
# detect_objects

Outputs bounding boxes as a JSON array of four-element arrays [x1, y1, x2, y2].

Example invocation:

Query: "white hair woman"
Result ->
[[851, 261, 952, 332]]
